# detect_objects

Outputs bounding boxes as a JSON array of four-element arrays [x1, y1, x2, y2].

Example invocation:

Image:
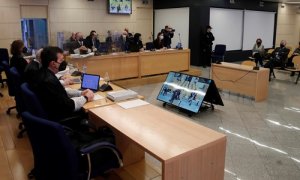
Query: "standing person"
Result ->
[[202, 25, 215, 68], [10, 40, 29, 77], [153, 32, 165, 49], [252, 38, 265, 67], [162, 25, 174, 48]]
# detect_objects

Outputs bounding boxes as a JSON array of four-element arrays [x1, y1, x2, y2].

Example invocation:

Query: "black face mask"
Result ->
[[58, 61, 68, 71], [280, 44, 284, 48], [257, 42, 261, 45], [22, 47, 28, 54]]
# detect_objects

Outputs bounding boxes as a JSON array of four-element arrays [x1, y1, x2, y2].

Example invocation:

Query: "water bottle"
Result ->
[[32, 49, 36, 58], [82, 64, 87, 74]]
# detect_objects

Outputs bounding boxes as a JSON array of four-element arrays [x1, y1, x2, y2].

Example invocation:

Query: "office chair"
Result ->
[[21, 111, 123, 180], [145, 42, 155, 51], [20, 83, 48, 119], [99, 42, 109, 53], [2, 61, 17, 114], [211, 44, 226, 63], [0, 48, 9, 88], [10, 67, 27, 138]]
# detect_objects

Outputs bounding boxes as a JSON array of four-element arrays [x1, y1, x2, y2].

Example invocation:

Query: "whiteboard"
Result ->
[[242, 10, 275, 50], [154, 8, 189, 49], [210, 8, 244, 51]]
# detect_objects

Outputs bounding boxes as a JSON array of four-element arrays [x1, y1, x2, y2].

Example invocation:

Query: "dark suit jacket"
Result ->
[[84, 35, 100, 50]]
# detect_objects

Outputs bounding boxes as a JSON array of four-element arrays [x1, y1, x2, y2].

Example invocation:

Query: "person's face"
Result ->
[[50, 53, 64, 74], [256, 40, 261, 45]]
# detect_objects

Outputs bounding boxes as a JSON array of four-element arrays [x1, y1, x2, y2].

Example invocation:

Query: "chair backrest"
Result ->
[[10, 67, 24, 113], [286, 46, 294, 58], [0, 48, 9, 63], [21, 83, 48, 119], [9, 67, 22, 94], [145, 42, 155, 50], [241, 60, 256, 67], [1, 61, 14, 96], [21, 112, 80, 180], [267, 49, 274, 54], [214, 44, 226, 55], [292, 56, 300, 67]]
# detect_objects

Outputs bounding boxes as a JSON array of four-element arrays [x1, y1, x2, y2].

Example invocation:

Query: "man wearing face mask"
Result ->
[[264, 40, 290, 80], [252, 38, 265, 66], [153, 32, 165, 49], [201, 25, 215, 68], [28, 46, 94, 121], [128, 33, 143, 52]]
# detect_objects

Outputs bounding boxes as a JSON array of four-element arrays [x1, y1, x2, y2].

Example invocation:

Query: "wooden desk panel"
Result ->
[[89, 104, 226, 180], [69, 53, 139, 80], [68, 49, 190, 81], [212, 62, 269, 102], [140, 49, 190, 76]]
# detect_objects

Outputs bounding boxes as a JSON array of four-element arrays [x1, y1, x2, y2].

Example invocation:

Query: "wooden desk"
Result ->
[[89, 104, 226, 180], [68, 49, 190, 81], [68, 80, 143, 111], [211, 62, 269, 102]]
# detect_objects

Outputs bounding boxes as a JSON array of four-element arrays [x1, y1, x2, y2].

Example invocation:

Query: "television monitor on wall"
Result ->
[[157, 72, 212, 113], [108, 0, 132, 15]]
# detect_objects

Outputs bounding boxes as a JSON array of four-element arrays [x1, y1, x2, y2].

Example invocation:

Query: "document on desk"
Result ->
[[93, 94, 104, 101], [117, 99, 149, 109]]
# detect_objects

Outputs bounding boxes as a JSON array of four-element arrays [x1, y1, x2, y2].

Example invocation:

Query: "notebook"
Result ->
[[80, 73, 100, 92]]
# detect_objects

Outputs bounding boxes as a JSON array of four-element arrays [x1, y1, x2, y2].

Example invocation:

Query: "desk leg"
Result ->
[[296, 72, 300, 84]]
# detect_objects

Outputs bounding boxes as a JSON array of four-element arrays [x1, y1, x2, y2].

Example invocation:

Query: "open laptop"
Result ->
[[80, 73, 100, 92]]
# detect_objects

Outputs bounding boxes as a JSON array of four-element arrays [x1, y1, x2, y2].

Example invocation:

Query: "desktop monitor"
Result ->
[[157, 72, 212, 113], [108, 0, 132, 14]]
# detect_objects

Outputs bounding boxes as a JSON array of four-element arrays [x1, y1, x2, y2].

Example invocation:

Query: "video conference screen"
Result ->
[[157, 72, 211, 113], [108, 0, 132, 14]]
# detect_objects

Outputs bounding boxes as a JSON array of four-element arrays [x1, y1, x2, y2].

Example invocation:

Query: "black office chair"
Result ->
[[2, 61, 17, 114], [145, 42, 155, 51], [22, 111, 123, 180], [211, 44, 226, 63], [0, 48, 9, 88]]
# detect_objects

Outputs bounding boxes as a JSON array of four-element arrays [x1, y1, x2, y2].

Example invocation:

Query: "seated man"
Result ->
[[69, 32, 91, 54], [84, 30, 100, 52], [26, 46, 94, 121], [264, 40, 290, 79], [25, 48, 74, 86]]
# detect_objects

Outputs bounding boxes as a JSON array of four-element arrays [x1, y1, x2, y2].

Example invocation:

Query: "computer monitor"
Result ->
[[157, 72, 212, 113], [80, 73, 100, 92]]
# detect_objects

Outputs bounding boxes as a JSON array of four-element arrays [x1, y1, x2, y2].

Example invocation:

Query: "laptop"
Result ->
[[80, 73, 100, 92]]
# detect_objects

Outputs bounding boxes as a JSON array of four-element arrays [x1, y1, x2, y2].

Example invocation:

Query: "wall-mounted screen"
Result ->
[[157, 72, 211, 113], [108, 0, 132, 14]]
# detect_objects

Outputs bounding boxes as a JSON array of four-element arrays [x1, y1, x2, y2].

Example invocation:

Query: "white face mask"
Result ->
[[160, 35, 164, 40], [122, 35, 126, 38]]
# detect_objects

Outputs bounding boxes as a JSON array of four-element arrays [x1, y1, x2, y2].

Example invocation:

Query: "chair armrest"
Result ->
[[80, 141, 123, 167], [59, 115, 97, 132]]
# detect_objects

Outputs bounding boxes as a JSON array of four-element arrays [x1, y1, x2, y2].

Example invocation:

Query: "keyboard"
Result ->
[[107, 90, 138, 102]]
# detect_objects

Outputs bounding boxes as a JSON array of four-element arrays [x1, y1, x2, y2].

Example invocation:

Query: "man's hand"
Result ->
[[63, 78, 74, 85], [82, 89, 94, 102]]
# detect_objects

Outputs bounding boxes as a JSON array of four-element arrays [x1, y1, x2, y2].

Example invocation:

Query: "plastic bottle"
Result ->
[[82, 64, 87, 74]]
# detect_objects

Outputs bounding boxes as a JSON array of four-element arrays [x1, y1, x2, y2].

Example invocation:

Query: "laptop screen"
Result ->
[[80, 73, 100, 91]]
